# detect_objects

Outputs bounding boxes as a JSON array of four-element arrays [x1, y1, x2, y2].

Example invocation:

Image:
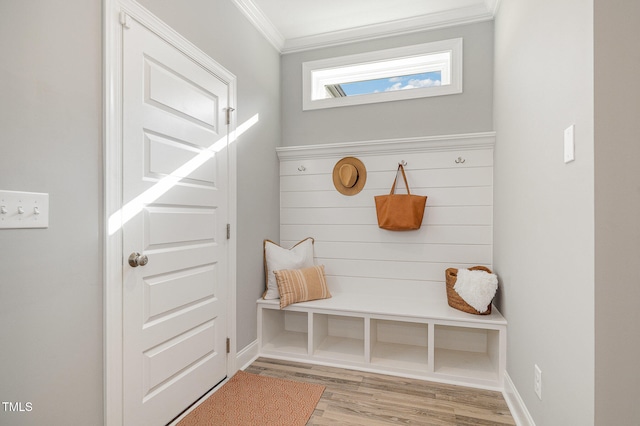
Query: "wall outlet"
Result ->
[[534, 364, 542, 400]]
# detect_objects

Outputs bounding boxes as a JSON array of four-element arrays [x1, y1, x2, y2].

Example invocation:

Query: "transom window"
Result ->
[[303, 38, 462, 110]]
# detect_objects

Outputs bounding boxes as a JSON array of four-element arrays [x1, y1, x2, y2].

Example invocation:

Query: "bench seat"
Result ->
[[257, 292, 506, 326]]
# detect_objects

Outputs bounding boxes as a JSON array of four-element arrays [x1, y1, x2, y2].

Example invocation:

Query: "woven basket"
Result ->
[[445, 266, 493, 315]]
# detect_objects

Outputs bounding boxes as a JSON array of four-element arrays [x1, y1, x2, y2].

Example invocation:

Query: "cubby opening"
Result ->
[[261, 309, 308, 355], [433, 325, 500, 381], [313, 314, 364, 362], [370, 319, 429, 372]]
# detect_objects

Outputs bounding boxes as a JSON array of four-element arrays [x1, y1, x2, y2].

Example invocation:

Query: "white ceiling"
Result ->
[[231, 0, 499, 53]]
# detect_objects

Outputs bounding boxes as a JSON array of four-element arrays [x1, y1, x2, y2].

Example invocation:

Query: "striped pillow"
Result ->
[[274, 265, 331, 309]]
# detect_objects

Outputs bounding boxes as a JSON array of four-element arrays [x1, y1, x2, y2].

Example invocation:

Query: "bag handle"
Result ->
[[390, 164, 411, 195]]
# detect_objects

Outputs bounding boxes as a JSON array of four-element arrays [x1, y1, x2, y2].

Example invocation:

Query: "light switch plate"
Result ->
[[564, 124, 575, 163], [0, 190, 49, 229], [534, 364, 542, 400]]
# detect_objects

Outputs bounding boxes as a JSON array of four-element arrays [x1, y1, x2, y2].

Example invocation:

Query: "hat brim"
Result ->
[[332, 157, 367, 196]]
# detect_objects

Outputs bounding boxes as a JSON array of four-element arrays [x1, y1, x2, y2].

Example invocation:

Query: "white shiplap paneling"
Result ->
[[277, 133, 494, 296]]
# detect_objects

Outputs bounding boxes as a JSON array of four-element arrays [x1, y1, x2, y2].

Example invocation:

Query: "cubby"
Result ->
[[370, 318, 429, 373], [259, 308, 308, 356], [257, 295, 507, 391], [312, 314, 364, 362], [433, 324, 502, 383]]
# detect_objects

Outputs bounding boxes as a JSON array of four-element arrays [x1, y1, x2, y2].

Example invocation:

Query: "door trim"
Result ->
[[103, 1, 237, 424]]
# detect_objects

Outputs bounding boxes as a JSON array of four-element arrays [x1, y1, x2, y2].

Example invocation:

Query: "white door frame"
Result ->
[[103, 1, 237, 424]]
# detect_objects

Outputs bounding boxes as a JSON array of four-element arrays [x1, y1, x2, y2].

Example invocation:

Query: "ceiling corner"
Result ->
[[281, 4, 494, 54]]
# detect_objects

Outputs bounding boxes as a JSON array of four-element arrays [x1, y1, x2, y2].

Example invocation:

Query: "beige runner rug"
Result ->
[[177, 370, 325, 426]]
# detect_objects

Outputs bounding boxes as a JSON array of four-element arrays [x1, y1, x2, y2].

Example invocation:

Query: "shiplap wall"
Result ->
[[277, 133, 495, 298]]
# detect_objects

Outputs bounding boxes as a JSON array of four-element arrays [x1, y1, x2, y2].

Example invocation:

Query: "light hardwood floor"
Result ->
[[245, 357, 515, 426]]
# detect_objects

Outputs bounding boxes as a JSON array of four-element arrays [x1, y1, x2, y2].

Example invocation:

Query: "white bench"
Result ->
[[257, 285, 507, 391]]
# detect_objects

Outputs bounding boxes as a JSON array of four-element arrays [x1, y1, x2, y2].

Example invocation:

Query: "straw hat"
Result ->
[[332, 157, 367, 196]]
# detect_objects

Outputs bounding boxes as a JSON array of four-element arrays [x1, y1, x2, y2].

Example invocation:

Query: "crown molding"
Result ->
[[230, 0, 285, 52], [276, 132, 496, 160], [281, 4, 493, 54], [232, 1, 497, 54], [485, 0, 501, 15]]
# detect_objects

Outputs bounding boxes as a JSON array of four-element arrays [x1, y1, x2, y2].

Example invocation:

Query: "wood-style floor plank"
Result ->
[[245, 357, 515, 426]]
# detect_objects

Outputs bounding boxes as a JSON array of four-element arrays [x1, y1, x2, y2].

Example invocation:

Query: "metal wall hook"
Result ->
[[298, 165, 306, 172], [398, 160, 407, 167], [455, 157, 466, 164]]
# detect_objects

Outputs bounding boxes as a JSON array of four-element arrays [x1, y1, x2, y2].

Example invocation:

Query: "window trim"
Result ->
[[302, 38, 463, 111]]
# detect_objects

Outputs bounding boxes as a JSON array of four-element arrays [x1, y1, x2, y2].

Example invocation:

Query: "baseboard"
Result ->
[[235, 339, 259, 371], [503, 371, 536, 426]]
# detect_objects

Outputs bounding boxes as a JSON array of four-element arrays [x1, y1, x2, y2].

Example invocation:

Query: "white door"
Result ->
[[121, 17, 229, 426]]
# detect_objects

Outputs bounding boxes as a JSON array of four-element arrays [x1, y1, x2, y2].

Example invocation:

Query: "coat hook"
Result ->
[[298, 165, 306, 172], [399, 160, 407, 167], [455, 157, 466, 164]]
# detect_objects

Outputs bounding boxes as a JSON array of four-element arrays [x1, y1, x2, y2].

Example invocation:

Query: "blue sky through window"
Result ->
[[338, 71, 442, 97]]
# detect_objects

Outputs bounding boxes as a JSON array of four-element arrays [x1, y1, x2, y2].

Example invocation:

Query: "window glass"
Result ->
[[329, 71, 443, 98], [302, 38, 462, 110]]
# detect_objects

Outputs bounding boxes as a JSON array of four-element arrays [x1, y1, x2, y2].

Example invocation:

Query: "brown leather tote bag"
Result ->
[[374, 164, 427, 231]]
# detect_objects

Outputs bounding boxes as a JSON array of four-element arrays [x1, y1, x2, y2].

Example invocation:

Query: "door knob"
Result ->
[[128, 252, 149, 267]]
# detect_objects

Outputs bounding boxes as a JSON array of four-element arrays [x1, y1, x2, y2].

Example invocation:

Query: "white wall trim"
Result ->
[[503, 371, 536, 426], [276, 132, 496, 160], [236, 340, 260, 371], [103, 1, 237, 424], [104, 2, 125, 423], [226, 69, 239, 379], [229, 0, 284, 52]]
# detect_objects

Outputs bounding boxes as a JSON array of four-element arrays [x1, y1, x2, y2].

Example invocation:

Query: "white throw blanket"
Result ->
[[454, 268, 498, 313]]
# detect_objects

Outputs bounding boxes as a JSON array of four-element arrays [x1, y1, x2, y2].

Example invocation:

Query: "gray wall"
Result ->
[[594, 1, 640, 424], [493, 1, 595, 424], [137, 0, 281, 356], [281, 21, 494, 146], [0, 1, 104, 425], [0, 1, 280, 425], [5, 1, 639, 425]]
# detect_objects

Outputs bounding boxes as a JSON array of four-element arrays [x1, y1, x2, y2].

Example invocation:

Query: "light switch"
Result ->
[[564, 124, 575, 163], [0, 190, 49, 229]]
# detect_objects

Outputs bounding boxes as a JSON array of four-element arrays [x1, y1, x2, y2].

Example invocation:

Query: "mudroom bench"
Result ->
[[256, 288, 507, 391], [262, 133, 505, 390]]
